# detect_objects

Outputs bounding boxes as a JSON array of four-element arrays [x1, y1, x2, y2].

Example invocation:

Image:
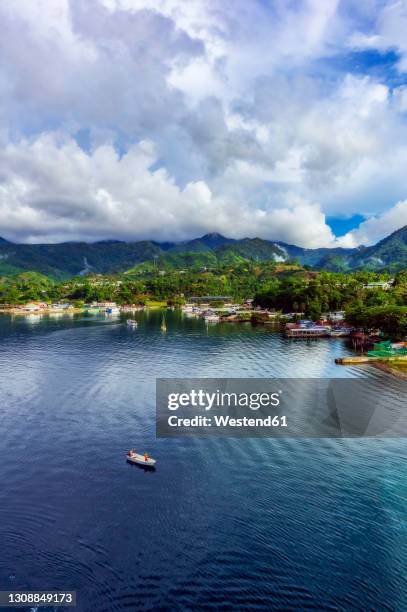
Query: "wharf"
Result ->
[[335, 355, 407, 364]]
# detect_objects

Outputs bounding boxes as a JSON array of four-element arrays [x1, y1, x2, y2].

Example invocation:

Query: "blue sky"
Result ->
[[2, 0, 407, 247], [326, 214, 366, 236]]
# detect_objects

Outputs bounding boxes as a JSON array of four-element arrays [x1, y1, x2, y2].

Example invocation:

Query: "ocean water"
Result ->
[[0, 311, 406, 611]]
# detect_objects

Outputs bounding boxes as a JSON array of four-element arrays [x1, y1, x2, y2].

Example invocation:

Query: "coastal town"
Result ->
[[2, 289, 407, 373], [0, 262, 406, 378]]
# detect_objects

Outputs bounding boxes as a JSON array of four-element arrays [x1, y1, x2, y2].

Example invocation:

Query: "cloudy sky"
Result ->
[[2, 0, 407, 246]]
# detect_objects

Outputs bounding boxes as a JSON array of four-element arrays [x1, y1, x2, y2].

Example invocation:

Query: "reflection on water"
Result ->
[[0, 311, 406, 611]]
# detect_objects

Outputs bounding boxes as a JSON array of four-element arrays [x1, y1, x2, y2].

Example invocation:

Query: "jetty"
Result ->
[[336, 355, 407, 365]]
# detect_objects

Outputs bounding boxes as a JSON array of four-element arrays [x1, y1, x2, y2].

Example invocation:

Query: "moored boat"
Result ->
[[204, 314, 220, 322], [330, 327, 352, 337], [106, 306, 121, 315], [286, 324, 330, 338], [201, 309, 220, 322]]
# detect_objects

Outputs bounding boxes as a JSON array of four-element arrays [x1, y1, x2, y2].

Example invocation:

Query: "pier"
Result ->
[[335, 355, 407, 365]]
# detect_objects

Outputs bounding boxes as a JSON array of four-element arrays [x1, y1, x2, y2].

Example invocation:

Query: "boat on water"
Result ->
[[106, 306, 121, 315], [286, 324, 331, 338], [330, 327, 352, 337], [126, 450, 156, 467], [201, 309, 220, 322], [126, 319, 138, 328], [204, 314, 220, 322], [184, 307, 202, 317]]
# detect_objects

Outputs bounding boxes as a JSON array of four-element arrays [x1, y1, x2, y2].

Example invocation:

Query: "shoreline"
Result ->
[[0, 306, 146, 315], [0, 307, 85, 315], [373, 361, 407, 379]]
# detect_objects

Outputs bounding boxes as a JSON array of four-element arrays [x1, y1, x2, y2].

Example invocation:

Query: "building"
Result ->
[[51, 303, 73, 310], [91, 301, 117, 308], [23, 303, 42, 312], [325, 311, 345, 321], [189, 296, 233, 304], [363, 280, 394, 290]]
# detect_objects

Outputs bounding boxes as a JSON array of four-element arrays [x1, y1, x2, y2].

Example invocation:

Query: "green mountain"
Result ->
[[0, 239, 163, 278], [217, 239, 288, 262], [348, 226, 407, 271], [0, 233, 291, 278], [1, 226, 407, 278], [169, 232, 234, 253]]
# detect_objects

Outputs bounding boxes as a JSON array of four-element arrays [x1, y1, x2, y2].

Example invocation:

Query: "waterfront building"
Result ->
[[363, 280, 394, 290]]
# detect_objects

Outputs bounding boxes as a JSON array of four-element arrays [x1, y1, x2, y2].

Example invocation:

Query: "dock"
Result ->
[[335, 355, 407, 365]]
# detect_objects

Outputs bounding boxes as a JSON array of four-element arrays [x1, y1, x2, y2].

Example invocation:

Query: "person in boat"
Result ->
[[144, 452, 149, 462], [128, 449, 136, 458]]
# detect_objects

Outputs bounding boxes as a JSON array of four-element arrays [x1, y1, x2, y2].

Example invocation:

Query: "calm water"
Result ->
[[0, 311, 406, 611]]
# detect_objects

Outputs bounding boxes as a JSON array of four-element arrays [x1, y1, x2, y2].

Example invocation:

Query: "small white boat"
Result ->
[[126, 319, 138, 328], [205, 315, 220, 322], [330, 327, 352, 337], [127, 451, 156, 467]]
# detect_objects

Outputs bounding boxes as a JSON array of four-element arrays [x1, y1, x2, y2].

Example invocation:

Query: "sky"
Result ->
[[2, 1, 407, 247]]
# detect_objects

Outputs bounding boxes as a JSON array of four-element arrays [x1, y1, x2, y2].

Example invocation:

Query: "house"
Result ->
[[92, 301, 117, 308], [189, 296, 233, 305], [326, 311, 345, 321], [23, 302, 47, 311], [51, 303, 73, 310], [363, 280, 394, 290], [23, 303, 41, 312]]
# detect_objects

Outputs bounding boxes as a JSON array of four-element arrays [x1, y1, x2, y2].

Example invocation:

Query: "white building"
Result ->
[[327, 311, 345, 321], [363, 280, 394, 290]]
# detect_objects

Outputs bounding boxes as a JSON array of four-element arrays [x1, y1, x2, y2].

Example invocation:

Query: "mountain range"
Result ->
[[1, 226, 407, 278]]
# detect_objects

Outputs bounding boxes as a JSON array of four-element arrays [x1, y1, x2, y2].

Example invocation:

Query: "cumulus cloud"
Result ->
[[0, 0, 407, 246], [0, 0, 202, 140], [338, 200, 407, 247], [0, 133, 334, 247]]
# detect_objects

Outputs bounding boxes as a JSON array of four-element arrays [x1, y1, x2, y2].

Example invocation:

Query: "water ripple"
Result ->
[[0, 311, 406, 611]]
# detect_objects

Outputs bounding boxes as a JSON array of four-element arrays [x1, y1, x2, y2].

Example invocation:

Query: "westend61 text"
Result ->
[[168, 415, 287, 428]]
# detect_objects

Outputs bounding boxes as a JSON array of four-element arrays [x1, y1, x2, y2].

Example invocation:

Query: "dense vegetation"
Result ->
[[0, 263, 282, 305], [345, 305, 407, 338], [254, 271, 401, 315], [255, 269, 407, 338]]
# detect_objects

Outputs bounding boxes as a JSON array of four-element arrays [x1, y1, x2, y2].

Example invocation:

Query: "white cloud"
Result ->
[[0, 0, 407, 247], [0, 133, 334, 247], [338, 199, 407, 247]]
